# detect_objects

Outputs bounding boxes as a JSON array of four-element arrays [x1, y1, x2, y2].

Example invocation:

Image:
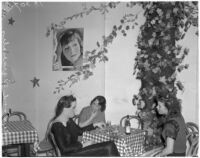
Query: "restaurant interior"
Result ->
[[1, 2, 199, 157]]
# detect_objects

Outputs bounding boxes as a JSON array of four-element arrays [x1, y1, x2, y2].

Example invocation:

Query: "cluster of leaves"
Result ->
[[46, 2, 120, 37], [2, 31, 10, 85], [52, 2, 141, 93], [132, 2, 198, 145], [2, 2, 42, 18]]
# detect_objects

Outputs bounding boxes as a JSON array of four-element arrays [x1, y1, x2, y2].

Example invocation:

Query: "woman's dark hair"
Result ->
[[90, 96, 106, 112], [60, 29, 83, 54], [154, 95, 182, 117], [52, 95, 76, 121]]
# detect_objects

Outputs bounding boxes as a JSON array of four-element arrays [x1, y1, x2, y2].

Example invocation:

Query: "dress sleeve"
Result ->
[[51, 123, 82, 155], [163, 120, 179, 140]]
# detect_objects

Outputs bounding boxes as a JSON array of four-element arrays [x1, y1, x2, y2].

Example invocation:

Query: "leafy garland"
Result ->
[[47, 2, 141, 93]]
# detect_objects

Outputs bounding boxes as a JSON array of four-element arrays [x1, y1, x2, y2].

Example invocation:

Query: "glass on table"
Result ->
[[106, 121, 111, 127]]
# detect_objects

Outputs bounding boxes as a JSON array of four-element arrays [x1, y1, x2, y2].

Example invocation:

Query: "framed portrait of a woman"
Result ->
[[52, 28, 84, 71]]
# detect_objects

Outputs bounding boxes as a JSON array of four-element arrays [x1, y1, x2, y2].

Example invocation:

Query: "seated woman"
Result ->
[[154, 96, 187, 156], [78, 96, 106, 128], [50, 95, 119, 156]]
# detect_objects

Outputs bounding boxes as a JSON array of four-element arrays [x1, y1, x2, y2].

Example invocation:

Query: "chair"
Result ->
[[33, 121, 55, 156], [2, 112, 9, 122], [2, 111, 27, 156], [7, 111, 27, 121], [186, 131, 199, 156], [49, 132, 61, 156], [186, 122, 199, 134], [120, 115, 143, 129], [34, 139, 55, 156]]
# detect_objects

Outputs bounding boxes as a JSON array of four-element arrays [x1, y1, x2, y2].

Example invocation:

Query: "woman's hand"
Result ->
[[94, 122, 106, 129], [90, 110, 98, 120]]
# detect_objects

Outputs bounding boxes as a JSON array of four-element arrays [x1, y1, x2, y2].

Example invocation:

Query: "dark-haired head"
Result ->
[[90, 96, 106, 112], [52, 95, 76, 121], [154, 95, 182, 117]]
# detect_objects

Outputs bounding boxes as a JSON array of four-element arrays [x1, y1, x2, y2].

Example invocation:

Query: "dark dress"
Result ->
[[161, 113, 187, 156], [51, 119, 119, 156]]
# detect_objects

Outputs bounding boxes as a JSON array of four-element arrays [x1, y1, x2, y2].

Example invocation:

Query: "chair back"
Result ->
[[2, 113, 9, 123], [186, 122, 199, 135], [49, 132, 61, 156], [186, 131, 199, 156], [120, 115, 143, 129], [5, 111, 27, 122], [45, 120, 61, 156]]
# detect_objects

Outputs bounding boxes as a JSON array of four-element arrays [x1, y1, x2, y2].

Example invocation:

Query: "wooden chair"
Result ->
[[35, 139, 55, 156], [7, 111, 27, 121], [34, 121, 55, 156], [186, 122, 199, 134], [2, 111, 27, 156], [2, 112, 9, 122], [186, 131, 199, 156], [49, 132, 61, 156], [120, 115, 143, 129]]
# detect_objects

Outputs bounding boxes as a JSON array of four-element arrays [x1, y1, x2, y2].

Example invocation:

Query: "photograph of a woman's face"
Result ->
[[53, 28, 84, 71]]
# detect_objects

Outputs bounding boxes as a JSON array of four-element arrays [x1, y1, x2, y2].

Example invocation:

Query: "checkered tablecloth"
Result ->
[[2, 120, 39, 146], [82, 125, 146, 156]]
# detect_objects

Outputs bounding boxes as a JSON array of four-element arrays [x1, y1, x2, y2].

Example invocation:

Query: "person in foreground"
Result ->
[[154, 96, 187, 157], [49, 95, 119, 156], [78, 96, 106, 128]]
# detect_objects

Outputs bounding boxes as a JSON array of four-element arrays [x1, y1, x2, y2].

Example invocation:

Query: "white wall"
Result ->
[[3, 2, 198, 140]]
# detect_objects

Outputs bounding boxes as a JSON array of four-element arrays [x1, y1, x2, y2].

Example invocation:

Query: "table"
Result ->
[[82, 125, 146, 156], [139, 146, 164, 156], [2, 120, 39, 156]]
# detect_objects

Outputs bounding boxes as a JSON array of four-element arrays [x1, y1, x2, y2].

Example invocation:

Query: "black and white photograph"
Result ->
[[1, 1, 199, 157], [53, 28, 84, 71]]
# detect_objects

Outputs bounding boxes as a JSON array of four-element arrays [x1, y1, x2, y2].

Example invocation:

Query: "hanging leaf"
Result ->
[[176, 81, 184, 91], [97, 41, 100, 47], [118, 25, 122, 30]]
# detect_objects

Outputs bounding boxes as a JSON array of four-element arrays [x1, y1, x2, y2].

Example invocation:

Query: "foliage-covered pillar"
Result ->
[[133, 2, 193, 145]]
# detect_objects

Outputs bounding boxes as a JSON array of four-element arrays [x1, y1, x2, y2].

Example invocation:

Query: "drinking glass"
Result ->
[[106, 121, 111, 127]]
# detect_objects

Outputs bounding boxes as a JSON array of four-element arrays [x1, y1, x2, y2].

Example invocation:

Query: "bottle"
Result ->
[[125, 115, 131, 135]]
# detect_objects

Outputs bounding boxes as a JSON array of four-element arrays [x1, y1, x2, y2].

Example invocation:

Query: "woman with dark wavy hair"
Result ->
[[49, 95, 119, 156], [154, 96, 187, 156]]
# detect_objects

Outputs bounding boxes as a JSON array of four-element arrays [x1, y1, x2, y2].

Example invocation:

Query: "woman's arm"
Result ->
[[69, 119, 95, 136], [79, 109, 98, 128], [156, 137, 174, 156], [156, 120, 179, 156]]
